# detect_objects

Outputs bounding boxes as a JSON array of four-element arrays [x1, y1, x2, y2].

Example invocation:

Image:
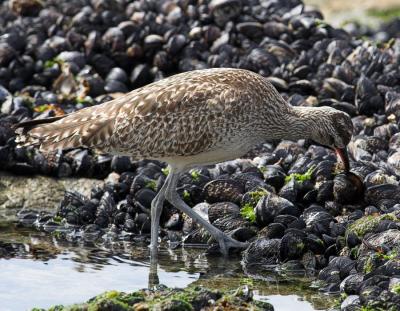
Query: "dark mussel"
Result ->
[[333, 172, 364, 204], [255, 192, 298, 227]]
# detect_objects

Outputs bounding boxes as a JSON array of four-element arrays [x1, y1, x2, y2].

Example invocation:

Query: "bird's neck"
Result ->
[[273, 106, 323, 141]]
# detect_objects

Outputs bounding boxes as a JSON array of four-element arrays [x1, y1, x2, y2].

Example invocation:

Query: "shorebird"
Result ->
[[14, 68, 353, 255]]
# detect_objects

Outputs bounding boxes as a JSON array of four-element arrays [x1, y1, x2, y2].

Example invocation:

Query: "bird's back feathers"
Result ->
[[14, 68, 287, 156]]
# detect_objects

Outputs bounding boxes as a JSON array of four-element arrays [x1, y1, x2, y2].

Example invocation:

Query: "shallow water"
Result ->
[[0, 223, 336, 311], [0, 252, 197, 310]]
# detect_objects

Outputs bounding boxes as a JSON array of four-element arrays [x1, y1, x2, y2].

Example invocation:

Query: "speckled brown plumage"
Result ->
[[15, 68, 353, 170], [14, 67, 354, 255]]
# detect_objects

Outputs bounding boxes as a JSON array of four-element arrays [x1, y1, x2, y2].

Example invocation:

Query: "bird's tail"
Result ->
[[14, 116, 67, 149], [14, 105, 116, 152]]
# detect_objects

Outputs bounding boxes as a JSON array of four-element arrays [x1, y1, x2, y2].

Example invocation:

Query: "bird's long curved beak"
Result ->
[[335, 147, 350, 172]]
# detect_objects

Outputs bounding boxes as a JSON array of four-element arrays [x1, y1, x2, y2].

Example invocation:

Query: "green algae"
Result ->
[[182, 190, 191, 202], [346, 213, 399, 239], [240, 203, 256, 223], [391, 283, 400, 295], [239, 188, 268, 223], [190, 170, 201, 182], [53, 216, 63, 224], [161, 167, 170, 176], [248, 188, 269, 203], [367, 7, 400, 22], [377, 250, 398, 261], [33, 286, 272, 311], [44, 58, 64, 69], [258, 166, 268, 173], [145, 180, 157, 192], [284, 166, 315, 184], [363, 256, 374, 274]]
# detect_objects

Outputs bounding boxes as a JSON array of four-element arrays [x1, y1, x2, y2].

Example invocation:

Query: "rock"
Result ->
[[0, 172, 103, 211], [360, 229, 400, 255], [341, 295, 361, 311], [347, 214, 399, 239]]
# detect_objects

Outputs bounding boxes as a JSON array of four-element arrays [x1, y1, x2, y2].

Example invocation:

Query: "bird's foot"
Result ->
[[217, 234, 249, 256]]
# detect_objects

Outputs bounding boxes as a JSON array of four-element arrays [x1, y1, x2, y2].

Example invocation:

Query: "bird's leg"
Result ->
[[164, 169, 249, 255], [149, 193, 163, 288], [150, 181, 167, 256], [148, 176, 169, 288], [148, 259, 159, 288]]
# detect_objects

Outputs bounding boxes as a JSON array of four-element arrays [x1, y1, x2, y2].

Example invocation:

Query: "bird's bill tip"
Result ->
[[335, 147, 350, 172]]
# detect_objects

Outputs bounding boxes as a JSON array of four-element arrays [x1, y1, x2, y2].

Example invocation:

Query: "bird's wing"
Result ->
[[15, 68, 267, 155], [111, 71, 255, 157]]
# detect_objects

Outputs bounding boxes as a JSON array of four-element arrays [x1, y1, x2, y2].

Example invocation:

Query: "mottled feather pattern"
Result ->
[[110, 69, 287, 158], [15, 68, 291, 158]]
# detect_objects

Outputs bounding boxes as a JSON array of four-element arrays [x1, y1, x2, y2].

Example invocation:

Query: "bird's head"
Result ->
[[308, 107, 353, 171]]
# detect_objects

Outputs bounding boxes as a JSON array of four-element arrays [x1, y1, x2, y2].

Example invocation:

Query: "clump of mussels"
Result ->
[[1, 0, 400, 310]]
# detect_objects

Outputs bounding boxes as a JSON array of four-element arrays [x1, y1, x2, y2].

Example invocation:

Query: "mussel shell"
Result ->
[[209, 0, 242, 27], [255, 193, 297, 227], [359, 229, 400, 256], [229, 227, 257, 242], [279, 231, 306, 261], [385, 91, 400, 118], [316, 180, 334, 203], [233, 171, 272, 192], [340, 273, 364, 295], [203, 179, 245, 205], [333, 172, 364, 204], [313, 160, 336, 181], [262, 164, 286, 190], [319, 256, 355, 284], [364, 170, 397, 188], [134, 188, 156, 209], [355, 75, 384, 116], [242, 238, 280, 267], [301, 205, 334, 235], [208, 202, 240, 224], [258, 222, 286, 239], [278, 178, 298, 203], [305, 234, 325, 254], [365, 184, 400, 210], [213, 215, 249, 232], [387, 152, 400, 176], [274, 214, 299, 227]]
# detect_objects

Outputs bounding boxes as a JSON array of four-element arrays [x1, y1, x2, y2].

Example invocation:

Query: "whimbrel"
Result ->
[[15, 68, 353, 255]]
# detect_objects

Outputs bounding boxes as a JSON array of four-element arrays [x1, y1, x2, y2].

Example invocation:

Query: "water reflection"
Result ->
[[0, 224, 336, 311]]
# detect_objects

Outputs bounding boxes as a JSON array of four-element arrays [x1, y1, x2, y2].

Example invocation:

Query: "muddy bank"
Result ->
[[0, 172, 103, 211]]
